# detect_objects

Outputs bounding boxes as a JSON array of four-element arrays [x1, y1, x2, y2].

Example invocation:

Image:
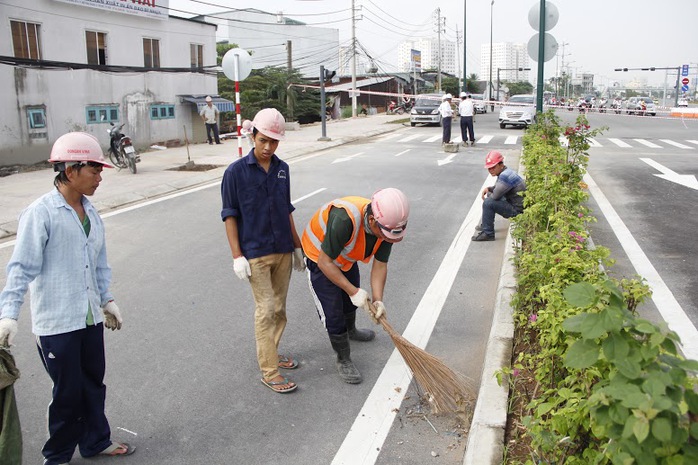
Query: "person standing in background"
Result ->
[[458, 92, 475, 146], [200, 96, 222, 145], [438, 94, 454, 146]]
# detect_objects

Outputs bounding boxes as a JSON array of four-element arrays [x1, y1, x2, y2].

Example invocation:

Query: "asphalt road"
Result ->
[[2, 110, 697, 464]]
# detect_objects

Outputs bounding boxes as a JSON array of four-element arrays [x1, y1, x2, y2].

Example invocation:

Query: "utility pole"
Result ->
[[286, 40, 293, 121], [455, 26, 461, 92], [462, 1, 467, 94], [435, 8, 443, 92], [351, 0, 357, 117]]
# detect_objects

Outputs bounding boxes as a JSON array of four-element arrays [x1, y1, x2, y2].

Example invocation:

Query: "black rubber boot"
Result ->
[[328, 332, 362, 384], [345, 311, 375, 342]]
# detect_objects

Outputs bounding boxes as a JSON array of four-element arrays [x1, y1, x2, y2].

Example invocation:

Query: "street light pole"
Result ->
[[489, 0, 494, 110], [462, 0, 467, 94], [614, 66, 681, 107]]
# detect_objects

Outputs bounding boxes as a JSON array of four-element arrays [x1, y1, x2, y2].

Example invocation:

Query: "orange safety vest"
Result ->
[[302, 196, 383, 271]]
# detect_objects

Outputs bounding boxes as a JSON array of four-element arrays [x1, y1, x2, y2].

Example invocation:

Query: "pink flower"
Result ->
[[529, 314, 538, 323], [513, 368, 520, 377]]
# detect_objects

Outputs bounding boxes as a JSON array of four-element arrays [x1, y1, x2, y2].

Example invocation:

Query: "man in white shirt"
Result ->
[[458, 92, 476, 146], [200, 96, 222, 145], [438, 94, 454, 145]]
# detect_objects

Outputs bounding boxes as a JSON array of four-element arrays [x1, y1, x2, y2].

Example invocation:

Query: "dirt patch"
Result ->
[[168, 162, 222, 172], [0, 161, 52, 178]]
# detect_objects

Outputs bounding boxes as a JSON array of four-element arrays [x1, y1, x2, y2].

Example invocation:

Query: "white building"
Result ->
[[397, 38, 457, 75], [1, 0, 222, 165], [480, 42, 530, 86], [197, 9, 339, 78]]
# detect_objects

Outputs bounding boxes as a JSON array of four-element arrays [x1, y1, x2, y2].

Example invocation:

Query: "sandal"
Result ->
[[261, 376, 297, 393], [100, 442, 136, 457], [278, 355, 298, 369]]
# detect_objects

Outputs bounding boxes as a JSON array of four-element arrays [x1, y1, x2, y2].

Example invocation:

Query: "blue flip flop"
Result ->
[[261, 377, 297, 393], [278, 355, 298, 369]]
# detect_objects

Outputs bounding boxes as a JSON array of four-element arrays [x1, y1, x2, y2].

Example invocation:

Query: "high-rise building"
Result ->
[[480, 42, 530, 86], [398, 38, 456, 75]]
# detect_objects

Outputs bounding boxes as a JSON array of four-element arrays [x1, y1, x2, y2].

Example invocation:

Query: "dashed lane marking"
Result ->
[[399, 134, 422, 143], [504, 136, 518, 145], [477, 135, 494, 144], [660, 139, 694, 149], [634, 139, 662, 148], [609, 138, 632, 148]]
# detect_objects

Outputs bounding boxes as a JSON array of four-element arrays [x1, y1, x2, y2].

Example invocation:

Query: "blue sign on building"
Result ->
[[682, 64, 689, 76]]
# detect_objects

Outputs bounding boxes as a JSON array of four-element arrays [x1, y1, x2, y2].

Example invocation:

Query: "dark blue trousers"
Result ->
[[306, 260, 360, 336], [36, 324, 111, 464], [442, 116, 452, 143], [460, 116, 474, 142]]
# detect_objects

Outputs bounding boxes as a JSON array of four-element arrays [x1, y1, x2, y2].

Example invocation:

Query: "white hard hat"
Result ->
[[442, 93, 452, 100], [459, 91, 467, 98], [49, 132, 113, 168], [251, 108, 286, 141], [205, 96, 212, 102]]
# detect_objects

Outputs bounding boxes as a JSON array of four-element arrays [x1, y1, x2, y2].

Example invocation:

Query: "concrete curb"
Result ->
[[463, 227, 516, 465]]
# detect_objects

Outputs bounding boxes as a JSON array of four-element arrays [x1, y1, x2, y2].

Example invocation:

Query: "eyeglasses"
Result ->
[[376, 220, 407, 236]]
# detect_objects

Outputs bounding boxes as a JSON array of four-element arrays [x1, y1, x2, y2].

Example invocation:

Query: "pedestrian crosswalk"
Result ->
[[379, 131, 698, 150]]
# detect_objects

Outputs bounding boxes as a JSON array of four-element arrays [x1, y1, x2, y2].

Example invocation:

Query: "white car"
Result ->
[[498, 94, 536, 129], [471, 94, 487, 114], [678, 98, 689, 107]]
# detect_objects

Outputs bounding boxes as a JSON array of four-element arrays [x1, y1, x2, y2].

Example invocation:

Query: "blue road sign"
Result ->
[[682, 85, 690, 92], [682, 64, 689, 76]]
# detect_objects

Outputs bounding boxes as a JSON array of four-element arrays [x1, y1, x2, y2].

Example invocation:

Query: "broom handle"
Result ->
[[367, 301, 394, 333]]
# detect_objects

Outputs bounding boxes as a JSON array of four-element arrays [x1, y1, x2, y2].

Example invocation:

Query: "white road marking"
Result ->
[[331, 178, 489, 465], [634, 139, 662, 148], [331, 152, 365, 164], [504, 136, 518, 145], [660, 139, 693, 149], [452, 136, 463, 144], [687, 140, 698, 146], [423, 135, 442, 143], [378, 133, 401, 141], [609, 138, 632, 148], [588, 138, 602, 147], [584, 172, 698, 360], [437, 153, 457, 166], [399, 134, 422, 143], [394, 149, 410, 157], [477, 135, 494, 144], [293, 188, 326, 204], [640, 158, 698, 190]]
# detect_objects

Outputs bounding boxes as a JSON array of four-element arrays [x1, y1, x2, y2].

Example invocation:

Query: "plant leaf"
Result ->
[[616, 357, 641, 380], [564, 339, 600, 369], [632, 415, 650, 443], [603, 333, 630, 360], [651, 417, 672, 442], [563, 282, 597, 307]]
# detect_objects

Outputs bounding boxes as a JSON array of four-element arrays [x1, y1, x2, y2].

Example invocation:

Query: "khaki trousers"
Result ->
[[248, 253, 293, 381]]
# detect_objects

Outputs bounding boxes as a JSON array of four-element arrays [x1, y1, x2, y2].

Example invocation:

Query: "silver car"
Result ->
[[626, 96, 657, 116], [471, 94, 487, 114], [498, 94, 536, 129]]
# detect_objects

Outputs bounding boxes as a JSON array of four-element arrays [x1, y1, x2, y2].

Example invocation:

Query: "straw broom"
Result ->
[[368, 303, 476, 414]]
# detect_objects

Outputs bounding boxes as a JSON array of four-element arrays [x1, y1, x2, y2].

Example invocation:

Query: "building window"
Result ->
[[143, 38, 160, 68], [28, 107, 46, 128], [190, 44, 203, 69], [86, 31, 107, 65], [11, 20, 41, 60], [150, 104, 175, 120], [86, 105, 119, 124]]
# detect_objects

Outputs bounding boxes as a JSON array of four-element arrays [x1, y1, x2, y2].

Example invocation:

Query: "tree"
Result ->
[[442, 77, 460, 96], [505, 80, 534, 96], [466, 73, 480, 94]]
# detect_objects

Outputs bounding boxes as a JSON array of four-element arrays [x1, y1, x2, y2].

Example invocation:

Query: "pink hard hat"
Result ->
[[251, 108, 286, 141], [49, 132, 114, 168], [484, 150, 504, 169], [370, 188, 410, 240]]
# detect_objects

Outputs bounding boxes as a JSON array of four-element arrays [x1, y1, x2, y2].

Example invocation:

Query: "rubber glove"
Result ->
[[350, 288, 371, 312], [233, 256, 252, 280], [0, 318, 18, 346], [372, 301, 387, 323], [293, 248, 306, 272], [103, 301, 123, 331]]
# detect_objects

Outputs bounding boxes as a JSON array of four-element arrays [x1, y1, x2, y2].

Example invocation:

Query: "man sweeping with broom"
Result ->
[[301, 188, 409, 384]]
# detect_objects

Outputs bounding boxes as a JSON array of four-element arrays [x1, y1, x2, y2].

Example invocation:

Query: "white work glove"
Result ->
[[372, 301, 387, 324], [350, 288, 371, 313], [293, 248, 306, 272], [102, 301, 123, 331], [0, 318, 18, 346], [233, 256, 252, 280]]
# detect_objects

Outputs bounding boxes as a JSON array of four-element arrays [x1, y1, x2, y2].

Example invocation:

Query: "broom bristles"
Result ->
[[374, 307, 476, 414]]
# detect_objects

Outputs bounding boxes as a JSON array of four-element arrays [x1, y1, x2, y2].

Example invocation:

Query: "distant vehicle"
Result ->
[[471, 94, 487, 114], [626, 96, 656, 116], [678, 98, 689, 107], [410, 93, 444, 127], [498, 94, 536, 129]]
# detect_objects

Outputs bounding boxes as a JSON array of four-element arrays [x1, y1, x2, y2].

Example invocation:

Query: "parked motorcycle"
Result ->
[[394, 100, 413, 115], [107, 122, 139, 174], [612, 98, 622, 114]]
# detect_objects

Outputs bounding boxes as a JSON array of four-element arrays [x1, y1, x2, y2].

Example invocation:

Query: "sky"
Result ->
[[170, 0, 698, 88]]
